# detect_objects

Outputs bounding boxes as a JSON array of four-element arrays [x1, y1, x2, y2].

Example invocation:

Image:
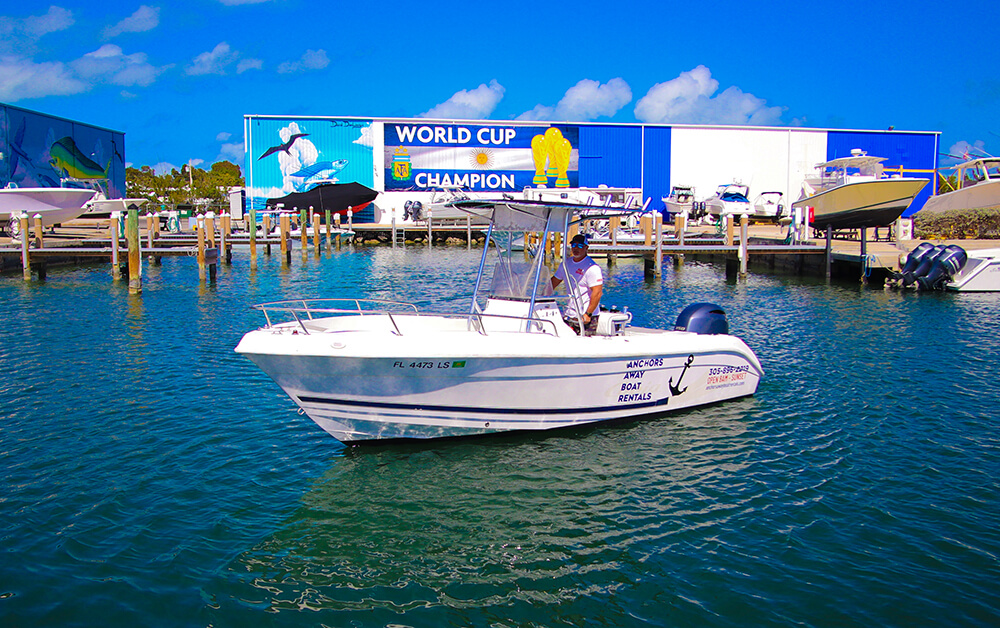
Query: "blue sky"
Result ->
[[2, 1, 997, 174]]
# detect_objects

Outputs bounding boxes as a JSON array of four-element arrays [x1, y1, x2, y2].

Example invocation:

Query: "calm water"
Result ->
[[1, 246, 998, 627]]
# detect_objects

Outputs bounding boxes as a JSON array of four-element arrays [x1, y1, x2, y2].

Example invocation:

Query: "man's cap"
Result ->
[[570, 234, 588, 246]]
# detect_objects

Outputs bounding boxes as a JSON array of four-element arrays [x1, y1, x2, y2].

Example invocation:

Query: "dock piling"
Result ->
[[313, 212, 321, 256], [33, 214, 43, 249], [127, 207, 141, 294], [196, 215, 206, 280], [739, 215, 749, 278], [110, 211, 121, 280], [20, 213, 30, 280]]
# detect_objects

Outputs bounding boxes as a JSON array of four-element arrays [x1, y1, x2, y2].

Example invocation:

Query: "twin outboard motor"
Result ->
[[674, 303, 729, 335], [894, 243, 968, 290], [917, 245, 968, 290], [895, 242, 936, 285]]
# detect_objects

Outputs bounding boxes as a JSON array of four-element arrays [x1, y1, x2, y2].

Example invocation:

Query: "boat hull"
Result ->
[[236, 322, 763, 442], [793, 179, 927, 230], [0, 188, 97, 225], [945, 248, 1000, 292], [919, 180, 1000, 215]]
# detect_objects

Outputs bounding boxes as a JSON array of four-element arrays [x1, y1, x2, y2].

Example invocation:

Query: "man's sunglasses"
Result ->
[[571, 243, 587, 249]]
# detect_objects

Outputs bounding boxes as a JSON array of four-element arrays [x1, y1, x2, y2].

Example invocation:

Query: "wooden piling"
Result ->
[[609, 216, 619, 266], [427, 214, 433, 247], [300, 208, 308, 253], [146, 213, 154, 249], [206, 213, 216, 248], [127, 207, 141, 294], [20, 213, 30, 280], [825, 225, 833, 279], [467, 216, 472, 250], [739, 214, 749, 278], [196, 215, 206, 280], [110, 211, 121, 280], [654, 212, 663, 277], [726, 215, 735, 246], [249, 207, 258, 270], [279, 213, 290, 263], [313, 212, 321, 256], [325, 209, 332, 248], [33, 214, 44, 249]]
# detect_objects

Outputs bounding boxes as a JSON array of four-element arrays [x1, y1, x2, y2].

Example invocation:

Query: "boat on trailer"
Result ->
[[235, 198, 764, 443]]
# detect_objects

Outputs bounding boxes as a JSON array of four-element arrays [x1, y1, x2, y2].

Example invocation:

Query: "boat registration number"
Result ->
[[392, 361, 466, 369]]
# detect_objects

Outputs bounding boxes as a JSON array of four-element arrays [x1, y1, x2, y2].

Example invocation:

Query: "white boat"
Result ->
[[85, 197, 149, 216], [0, 186, 97, 234], [662, 185, 696, 219], [891, 242, 1000, 292], [792, 149, 928, 230], [752, 191, 784, 220], [919, 157, 1000, 215], [705, 183, 753, 219], [236, 198, 764, 443]]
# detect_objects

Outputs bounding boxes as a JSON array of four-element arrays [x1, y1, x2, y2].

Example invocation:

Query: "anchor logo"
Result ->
[[669, 355, 695, 396]]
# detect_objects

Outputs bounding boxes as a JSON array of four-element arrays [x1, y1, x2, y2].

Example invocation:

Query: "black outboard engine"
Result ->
[[902, 245, 947, 287], [411, 200, 423, 221], [917, 245, 968, 290], [895, 242, 936, 282], [674, 303, 729, 335], [403, 200, 413, 220]]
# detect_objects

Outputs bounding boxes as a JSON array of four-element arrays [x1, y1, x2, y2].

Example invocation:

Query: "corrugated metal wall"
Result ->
[[577, 125, 642, 189], [643, 126, 672, 212], [827, 131, 939, 215], [0, 103, 126, 198]]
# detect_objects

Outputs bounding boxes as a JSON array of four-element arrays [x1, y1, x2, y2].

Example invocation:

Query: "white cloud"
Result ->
[[71, 44, 169, 87], [218, 141, 244, 163], [217, 132, 232, 141], [0, 6, 74, 55], [152, 161, 178, 175], [187, 42, 238, 75], [219, 0, 272, 4], [23, 6, 74, 38], [420, 80, 505, 119], [103, 5, 160, 39], [0, 56, 86, 101], [946, 140, 989, 162], [276, 49, 329, 74], [518, 78, 632, 121], [236, 58, 262, 73], [634, 65, 784, 126]]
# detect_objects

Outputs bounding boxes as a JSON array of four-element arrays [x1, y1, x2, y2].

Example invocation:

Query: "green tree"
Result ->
[[125, 160, 245, 207]]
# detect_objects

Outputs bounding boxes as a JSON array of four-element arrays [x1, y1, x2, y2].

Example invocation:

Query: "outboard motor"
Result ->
[[902, 245, 947, 287], [674, 303, 729, 335], [403, 199, 413, 220], [411, 200, 423, 221], [895, 242, 936, 282], [917, 245, 968, 290]]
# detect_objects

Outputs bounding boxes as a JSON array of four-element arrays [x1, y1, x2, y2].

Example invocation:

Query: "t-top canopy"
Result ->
[[448, 199, 636, 232]]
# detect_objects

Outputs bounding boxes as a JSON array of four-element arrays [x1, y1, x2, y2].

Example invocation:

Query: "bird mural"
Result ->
[[258, 133, 309, 160]]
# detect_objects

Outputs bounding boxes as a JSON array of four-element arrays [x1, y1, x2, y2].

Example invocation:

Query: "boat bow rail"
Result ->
[[251, 298, 564, 337]]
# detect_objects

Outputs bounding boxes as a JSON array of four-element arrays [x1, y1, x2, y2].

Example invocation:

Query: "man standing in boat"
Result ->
[[551, 234, 603, 335]]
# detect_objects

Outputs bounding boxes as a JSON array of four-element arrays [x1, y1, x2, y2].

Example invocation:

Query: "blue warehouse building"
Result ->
[[243, 115, 939, 220], [1, 103, 127, 199]]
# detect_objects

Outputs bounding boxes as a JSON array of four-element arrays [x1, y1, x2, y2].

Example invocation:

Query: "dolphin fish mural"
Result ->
[[49, 136, 110, 180], [290, 159, 348, 192]]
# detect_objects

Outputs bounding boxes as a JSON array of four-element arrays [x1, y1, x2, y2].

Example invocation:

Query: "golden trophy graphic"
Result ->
[[554, 137, 572, 188], [531, 134, 548, 185], [544, 128, 563, 178]]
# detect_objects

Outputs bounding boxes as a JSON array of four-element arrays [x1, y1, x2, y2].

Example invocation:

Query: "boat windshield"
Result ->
[[984, 160, 1000, 180], [489, 261, 554, 300]]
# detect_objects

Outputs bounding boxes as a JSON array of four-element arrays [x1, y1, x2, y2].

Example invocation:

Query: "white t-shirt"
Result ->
[[554, 256, 603, 318]]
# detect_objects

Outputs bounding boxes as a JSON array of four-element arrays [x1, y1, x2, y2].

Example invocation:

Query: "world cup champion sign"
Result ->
[[385, 124, 579, 192]]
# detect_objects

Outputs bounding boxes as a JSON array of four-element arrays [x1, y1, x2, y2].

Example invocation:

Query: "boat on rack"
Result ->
[[236, 198, 763, 443], [918, 157, 1000, 215], [0, 186, 97, 235], [705, 183, 753, 219], [752, 191, 784, 220], [792, 149, 929, 231], [662, 184, 697, 219]]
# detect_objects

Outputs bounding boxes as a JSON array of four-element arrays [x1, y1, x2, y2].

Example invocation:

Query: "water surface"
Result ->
[[1, 246, 998, 626]]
